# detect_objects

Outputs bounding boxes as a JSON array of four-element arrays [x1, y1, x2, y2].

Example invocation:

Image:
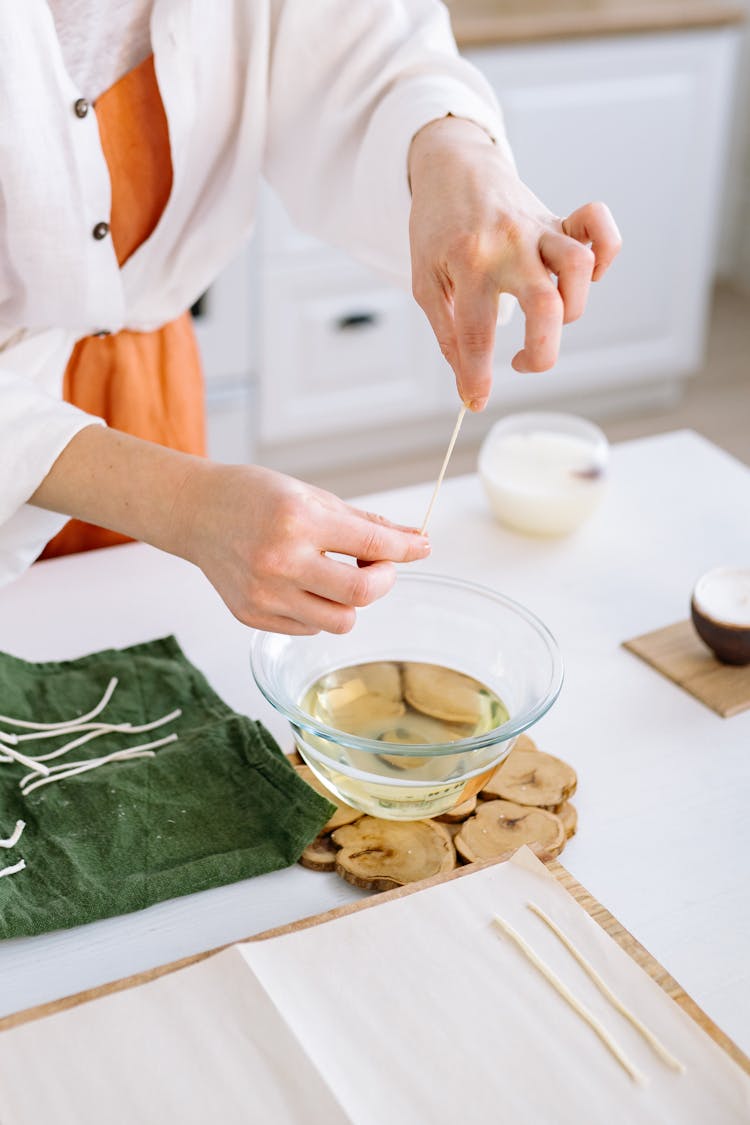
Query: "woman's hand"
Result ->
[[176, 462, 431, 635], [31, 427, 429, 636], [408, 117, 622, 410]]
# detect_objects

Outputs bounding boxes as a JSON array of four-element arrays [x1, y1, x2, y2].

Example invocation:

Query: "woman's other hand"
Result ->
[[408, 116, 622, 410], [177, 463, 430, 635], [31, 427, 429, 636]]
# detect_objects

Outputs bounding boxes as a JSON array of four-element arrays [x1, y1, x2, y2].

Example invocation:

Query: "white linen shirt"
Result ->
[[0, 0, 507, 584]]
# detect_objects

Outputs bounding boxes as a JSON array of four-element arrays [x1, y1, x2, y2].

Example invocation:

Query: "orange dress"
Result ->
[[40, 54, 206, 559]]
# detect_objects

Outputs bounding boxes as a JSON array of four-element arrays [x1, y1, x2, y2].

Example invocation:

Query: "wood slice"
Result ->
[[402, 663, 485, 724], [455, 800, 565, 862], [555, 801, 578, 840], [435, 796, 477, 823], [331, 816, 456, 891], [293, 765, 362, 831], [298, 834, 340, 872], [285, 748, 304, 766], [514, 733, 538, 753], [317, 661, 405, 737], [481, 747, 577, 808]]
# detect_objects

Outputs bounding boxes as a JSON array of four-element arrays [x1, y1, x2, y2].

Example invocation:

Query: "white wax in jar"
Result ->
[[480, 430, 606, 536]]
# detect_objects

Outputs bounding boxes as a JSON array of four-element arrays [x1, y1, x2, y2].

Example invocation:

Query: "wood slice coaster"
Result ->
[[623, 620, 750, 718], [294, 734, 580, 889]]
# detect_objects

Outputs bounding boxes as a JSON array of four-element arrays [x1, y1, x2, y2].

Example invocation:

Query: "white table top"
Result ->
[[0, 430, 748, 1052]]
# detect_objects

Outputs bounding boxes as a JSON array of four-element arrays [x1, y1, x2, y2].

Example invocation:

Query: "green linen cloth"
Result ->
[[0, 636, 334, 939]]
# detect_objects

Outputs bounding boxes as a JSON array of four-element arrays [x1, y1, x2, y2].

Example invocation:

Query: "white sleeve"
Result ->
[[264, 0, 512, 286], [0, 373, 102, 526], [0, 332, 105, 583]]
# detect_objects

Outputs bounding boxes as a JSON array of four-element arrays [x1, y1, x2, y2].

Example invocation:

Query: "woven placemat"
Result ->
[[623, 620, 750, 718]]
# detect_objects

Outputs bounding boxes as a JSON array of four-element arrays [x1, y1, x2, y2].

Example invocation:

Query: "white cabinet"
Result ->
[[255, 26, 740, 472], [193, 241, 258, 464], [260, 258, 439, 444], [464, 28, 739, 412]]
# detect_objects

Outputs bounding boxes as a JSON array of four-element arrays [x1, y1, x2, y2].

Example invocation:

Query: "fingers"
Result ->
[[235, 610, 320, 636], [347, 507, 423, 537], [305, 558, 396, 608], [539, 231, 595, 325], [413, 273, 498, 411], [413, 277, 459, 377], [328, 509, 430, 564], [452, 279, 499, 409], [249, 562, 396, 636], [562, 202, 622, 282], [281, 590, 358, 635], [512, 272, 564, 373]]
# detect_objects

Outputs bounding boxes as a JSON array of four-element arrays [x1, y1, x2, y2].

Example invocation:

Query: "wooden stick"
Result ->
[[526, 902, 685, 1073], [493, 913, 646, 1084], [420, 405, 467, 534]]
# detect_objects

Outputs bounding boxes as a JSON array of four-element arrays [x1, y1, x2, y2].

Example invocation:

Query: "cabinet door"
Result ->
[[259, 260, 439, 443], [457, 29, 738, 409]]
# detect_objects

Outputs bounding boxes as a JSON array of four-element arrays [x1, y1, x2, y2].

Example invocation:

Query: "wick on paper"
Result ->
[[493, 913, 645, 1084], [526, 902, 685, 1073]]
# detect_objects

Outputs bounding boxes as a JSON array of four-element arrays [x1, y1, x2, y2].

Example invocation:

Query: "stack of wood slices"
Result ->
[[293, 734, 578, 892]]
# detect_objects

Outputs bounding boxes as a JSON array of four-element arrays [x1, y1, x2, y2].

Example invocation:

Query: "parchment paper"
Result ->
[[0, 947, 349, 1125], [239, 848, 750, 1124], [0, 850, 748, 1124]]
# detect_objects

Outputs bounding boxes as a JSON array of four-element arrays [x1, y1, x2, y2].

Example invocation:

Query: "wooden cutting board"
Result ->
[[1, 851, 748, 1076]]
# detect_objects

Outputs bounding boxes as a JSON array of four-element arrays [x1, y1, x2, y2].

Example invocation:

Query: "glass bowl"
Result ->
[[479, 412, 609, 536], [251, 572, 563, 821]]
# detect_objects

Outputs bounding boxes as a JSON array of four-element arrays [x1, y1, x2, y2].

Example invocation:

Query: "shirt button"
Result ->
[[92, 221, 110, 240], [74, 97, 90, 119]]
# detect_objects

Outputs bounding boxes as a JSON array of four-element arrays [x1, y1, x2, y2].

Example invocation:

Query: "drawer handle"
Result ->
[[335, 312, 379, 332]]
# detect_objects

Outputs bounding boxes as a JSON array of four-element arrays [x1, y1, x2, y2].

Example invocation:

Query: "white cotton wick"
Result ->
[[526, 902, 685, 1073], [20, 733, 178, 797], [19, 740, 167, 787], [20, 708, 182, 762], [0, 819, 25, 849], [0, 744, 51, 776], [0, 858, 26, 879], [0, 676, 118, 731], [493, 913, 646, 1084], [21, 750, 157, 796]]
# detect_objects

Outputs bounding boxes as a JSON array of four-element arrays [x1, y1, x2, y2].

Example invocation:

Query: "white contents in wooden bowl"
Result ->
[[479, 413, 608, 536], [691, 566, 750, 665]]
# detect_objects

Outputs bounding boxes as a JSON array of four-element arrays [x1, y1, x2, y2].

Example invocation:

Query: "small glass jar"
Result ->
[[478, 412, 609, 536]]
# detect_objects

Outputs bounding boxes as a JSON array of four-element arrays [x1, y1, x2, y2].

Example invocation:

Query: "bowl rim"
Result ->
[[250, 572, 564, 758]]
